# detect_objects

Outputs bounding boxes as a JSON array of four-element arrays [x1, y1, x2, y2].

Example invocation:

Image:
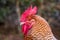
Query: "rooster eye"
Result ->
[[26, 16, 32, 21]]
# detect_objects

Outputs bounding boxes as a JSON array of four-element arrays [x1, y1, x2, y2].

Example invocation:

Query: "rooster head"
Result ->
[[20, 6, 37, 35]]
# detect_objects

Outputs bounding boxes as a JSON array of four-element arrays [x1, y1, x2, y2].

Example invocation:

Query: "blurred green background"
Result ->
[[0, 0, 60, 40]]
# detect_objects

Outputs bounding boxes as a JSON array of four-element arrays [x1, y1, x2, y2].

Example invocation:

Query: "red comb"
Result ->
[[20, 6, 37, 22]]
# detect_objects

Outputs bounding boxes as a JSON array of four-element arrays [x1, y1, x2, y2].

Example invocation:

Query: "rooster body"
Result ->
[[24, 15, 57, 40], [20, 6, 57, 40]]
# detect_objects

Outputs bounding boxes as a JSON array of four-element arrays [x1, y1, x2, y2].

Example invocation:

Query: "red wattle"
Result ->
[[22, 23, 32, 35]]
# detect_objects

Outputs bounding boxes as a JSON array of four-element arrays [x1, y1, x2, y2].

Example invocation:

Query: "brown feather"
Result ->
[[24, 15, 57, 40]]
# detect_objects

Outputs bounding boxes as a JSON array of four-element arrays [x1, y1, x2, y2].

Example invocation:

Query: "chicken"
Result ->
[[20, 6, 57, 40]]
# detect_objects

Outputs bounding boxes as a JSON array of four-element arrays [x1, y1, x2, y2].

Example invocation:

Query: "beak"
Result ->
[[20, 22, 25, 25]]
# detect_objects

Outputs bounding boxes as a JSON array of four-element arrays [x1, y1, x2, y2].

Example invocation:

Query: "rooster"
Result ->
[[20, 6, 57, 40]]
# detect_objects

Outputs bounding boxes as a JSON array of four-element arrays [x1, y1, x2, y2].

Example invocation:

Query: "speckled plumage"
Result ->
[[24, 15, 57, 40]]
